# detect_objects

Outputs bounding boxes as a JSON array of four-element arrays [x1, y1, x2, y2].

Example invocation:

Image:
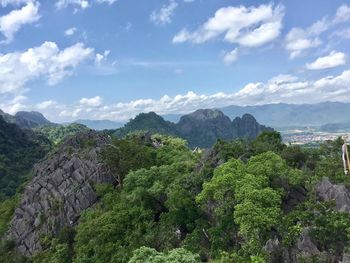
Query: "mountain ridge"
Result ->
[[114, 109, 272, 147]]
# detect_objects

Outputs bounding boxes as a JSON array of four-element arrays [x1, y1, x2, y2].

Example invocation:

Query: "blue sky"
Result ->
[[0, 0, 350, 122]]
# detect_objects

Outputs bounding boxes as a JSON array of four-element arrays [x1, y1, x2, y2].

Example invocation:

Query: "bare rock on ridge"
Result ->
[[7, 131, 116, 256]]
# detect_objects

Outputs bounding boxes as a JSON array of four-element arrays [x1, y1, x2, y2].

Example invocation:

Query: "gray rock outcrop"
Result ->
[[7, 131, 116, 256], [316, 177, 350, 212]]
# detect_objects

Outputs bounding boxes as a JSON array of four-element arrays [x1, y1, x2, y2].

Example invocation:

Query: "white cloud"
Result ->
[[0, 1, 40, 43], [95, 0, 117, 4], [0, 41, 94, 94], [285, 4, 350, 59], [223, 48, 238, 65], [173, 3, 284, 48], [332, 27, 350, 39], [150, 0, 178, 26], [65, 27, 77, 36], [79, 96, 103, 107], [56, 0, 89, 9], [95, 50, 110, 65], [35, 100, 57, 110], [14, 69, 350, 122], [306, 51, 346, 70], [56, 0, 117, 10], [0, 0, 31, 7], [333, 4, 350, 24]]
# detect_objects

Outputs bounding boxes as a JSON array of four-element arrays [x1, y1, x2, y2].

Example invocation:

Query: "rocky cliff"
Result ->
[[6, 131, 115, 256], [176, 109, 234, 148], [114, 110, 273, 148]]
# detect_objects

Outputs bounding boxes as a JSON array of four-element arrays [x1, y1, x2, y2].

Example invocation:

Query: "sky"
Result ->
[[0, 0, 350, 122]]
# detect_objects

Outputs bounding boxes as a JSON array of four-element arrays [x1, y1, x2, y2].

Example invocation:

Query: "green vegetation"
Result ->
[[37, 123, 89, 145], [0, 116, 51, 199], [2, 130, 350, 262], [114, 112, 177, 138]]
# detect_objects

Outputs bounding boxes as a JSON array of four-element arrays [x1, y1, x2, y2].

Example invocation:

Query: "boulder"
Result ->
[[315, 177, 350, 212]]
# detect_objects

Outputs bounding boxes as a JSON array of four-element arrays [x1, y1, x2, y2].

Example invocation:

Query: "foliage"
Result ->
[[2, 131, 350, 263], [128, 246, 200, 263], [0, 117, 51, 198], [37, 123, 89, 145]]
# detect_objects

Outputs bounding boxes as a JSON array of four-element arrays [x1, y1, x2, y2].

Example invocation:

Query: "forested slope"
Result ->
[[1, 130, 350, 262]]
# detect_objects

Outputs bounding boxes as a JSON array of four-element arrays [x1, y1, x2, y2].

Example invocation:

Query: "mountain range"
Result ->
[[163, 102, 350, 128], [115, 109, 272, 148]]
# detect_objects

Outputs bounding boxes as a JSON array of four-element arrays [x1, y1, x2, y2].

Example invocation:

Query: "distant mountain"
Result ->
[[115, 110, 272, 147], [319, 122, 350, 132], [162, 102, 350, 128], [115, 112, 177, 138], [220, 102, 350, 128], [71, 119, 124, 130], [15, 111, 52, 129], [0, 110, 53, 129]]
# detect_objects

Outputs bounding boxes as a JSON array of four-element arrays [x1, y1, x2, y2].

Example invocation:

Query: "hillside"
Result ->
[[37, 123, 90, 145], [115, 110, 272, 147], [115, 112, 178, 138], [1, 130, 350, 262], [0, 116, 51, 198]]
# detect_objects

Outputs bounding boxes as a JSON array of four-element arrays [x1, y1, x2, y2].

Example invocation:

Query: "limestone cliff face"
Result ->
[[7, 131, 115, 256], [232, 113, 273, 139], [177, 109, 233, 148], [316, 177, 350, 212]]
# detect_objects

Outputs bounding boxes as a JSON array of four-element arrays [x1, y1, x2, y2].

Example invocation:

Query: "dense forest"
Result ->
[[1, 124, 350, 262]]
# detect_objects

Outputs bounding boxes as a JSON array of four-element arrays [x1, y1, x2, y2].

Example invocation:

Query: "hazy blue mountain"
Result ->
[[319, 122, 350, 132], [71, 119, 124, 130], [220, 102, 350, 128], [162, 102, 350, 128]]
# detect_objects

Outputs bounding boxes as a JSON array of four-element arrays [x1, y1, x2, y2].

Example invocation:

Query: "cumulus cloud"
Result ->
[[79, 96, 103, 107], [0, 1, 40, 43], [0, 41, 94, 94], [285, 4, 350, 59], [35, 100, 57, 110], [306, 51, 346, 70], [65, 27, 77, 36], [173, 3, 284, 47], [12, 69, 350, 122], [150, 0, 178, 26]]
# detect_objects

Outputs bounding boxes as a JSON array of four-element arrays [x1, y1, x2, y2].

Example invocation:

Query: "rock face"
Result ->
[[232, 113, 273, 139], [7, 131, 115, 256], [315, 177, 350, 212], [177, 109, 233, 148], [114, 110, 273, 148]]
